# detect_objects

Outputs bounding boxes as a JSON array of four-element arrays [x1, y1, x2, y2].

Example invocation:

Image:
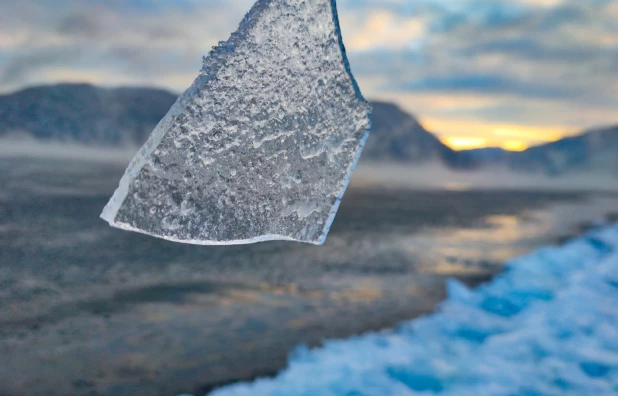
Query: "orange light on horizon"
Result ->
[[440, 135, 530, 151], [440, 136, 489, 150], [501, 140, 528, 151], [492, 127, 563, 142], [426, 118, 572, 152]]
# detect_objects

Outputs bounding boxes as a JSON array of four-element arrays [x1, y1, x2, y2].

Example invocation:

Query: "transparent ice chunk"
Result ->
[[101, 0, 371, 245]]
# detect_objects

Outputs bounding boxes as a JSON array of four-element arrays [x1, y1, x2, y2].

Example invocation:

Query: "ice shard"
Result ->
[[101, 0, 371, 245]]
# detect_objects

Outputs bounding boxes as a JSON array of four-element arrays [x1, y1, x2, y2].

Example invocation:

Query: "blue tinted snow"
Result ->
[[210, 223, 618, 395]]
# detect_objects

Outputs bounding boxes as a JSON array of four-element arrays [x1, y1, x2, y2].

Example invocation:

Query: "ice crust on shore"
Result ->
[[210, 223, 618, 395], [101, 0, 371, 245]]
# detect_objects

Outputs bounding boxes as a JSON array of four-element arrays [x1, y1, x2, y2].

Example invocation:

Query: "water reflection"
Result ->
[[399, 197, 618, 277]]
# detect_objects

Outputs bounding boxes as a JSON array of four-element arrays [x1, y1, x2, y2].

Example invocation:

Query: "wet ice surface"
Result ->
[[212, 224, 618, 396], [2, 158, 618, 396], [102, 0, 371, 245]]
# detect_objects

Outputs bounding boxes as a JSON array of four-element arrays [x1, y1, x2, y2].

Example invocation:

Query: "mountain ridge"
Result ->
[[0, 83, 176, 146], [1, 83, 616, 175]]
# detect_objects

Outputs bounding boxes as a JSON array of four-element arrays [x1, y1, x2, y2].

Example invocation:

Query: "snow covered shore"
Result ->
[[210, 222, 618, 396]]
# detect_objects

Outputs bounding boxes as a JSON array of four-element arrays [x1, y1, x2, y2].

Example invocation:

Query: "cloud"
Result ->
[[402, 74, 572, 99], [0, 0, 617, 149], [346, 0, 618, 144], [0, 0, 253, 92], [340, 11, 427, 51]]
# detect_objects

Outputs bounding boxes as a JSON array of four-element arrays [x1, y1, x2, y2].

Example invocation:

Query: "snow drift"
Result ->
[[211, 222, 618, 396]]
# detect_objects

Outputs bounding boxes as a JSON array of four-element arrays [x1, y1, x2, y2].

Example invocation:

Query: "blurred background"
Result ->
[[0, 0, 617, 395]]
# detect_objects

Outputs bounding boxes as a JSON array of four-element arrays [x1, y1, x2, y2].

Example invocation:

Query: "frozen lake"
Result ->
[[1, 157, 617, 395]]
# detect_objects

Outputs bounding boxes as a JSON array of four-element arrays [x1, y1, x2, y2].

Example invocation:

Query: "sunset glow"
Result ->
[[440, 136, 530, 151], [440, 137, 489, 151], [425, 118, 570, 151], [501, 140, 529, 151]]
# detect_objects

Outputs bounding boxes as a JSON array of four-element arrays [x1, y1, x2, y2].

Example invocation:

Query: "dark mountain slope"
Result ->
[[0, 84, 177, 146]]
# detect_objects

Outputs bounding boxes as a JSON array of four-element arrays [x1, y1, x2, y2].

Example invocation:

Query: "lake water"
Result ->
[[1, 157, 616, 395]]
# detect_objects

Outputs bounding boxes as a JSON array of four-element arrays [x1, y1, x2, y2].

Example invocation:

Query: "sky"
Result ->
[[1, 0, 617, 151]]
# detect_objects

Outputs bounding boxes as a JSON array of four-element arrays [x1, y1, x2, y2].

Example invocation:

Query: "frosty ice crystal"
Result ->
[[101, 0, 371, 245]]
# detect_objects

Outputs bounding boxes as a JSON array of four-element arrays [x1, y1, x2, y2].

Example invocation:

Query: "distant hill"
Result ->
[[507, 126, 618, 176], [0, 84, 177, 146], [460, 147, 508, 162], [464, 127, 618, 176], [365, 101, 473, 168], [0, 84, 472, 168], [1, 83, 616, 175]]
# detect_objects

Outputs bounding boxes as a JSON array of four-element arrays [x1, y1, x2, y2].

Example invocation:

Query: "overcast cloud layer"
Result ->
[[1, 0, 617, 149]]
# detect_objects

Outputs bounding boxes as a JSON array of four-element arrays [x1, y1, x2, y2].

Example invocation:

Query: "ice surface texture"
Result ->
[[101, 0, 371, 245], [211, 223, 618, 395]]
